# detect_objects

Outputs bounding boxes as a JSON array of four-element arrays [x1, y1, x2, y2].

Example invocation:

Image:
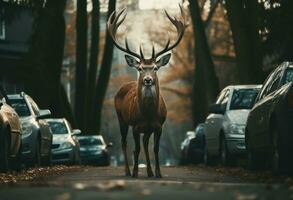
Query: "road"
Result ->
[[0, 166, 292, 200]]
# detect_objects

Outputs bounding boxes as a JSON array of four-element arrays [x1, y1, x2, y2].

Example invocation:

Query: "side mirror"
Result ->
[[72, 129, 81, 136], [37, 109, 51, 119], [208, 104, 225, 115], [107, 142, 113, 148]]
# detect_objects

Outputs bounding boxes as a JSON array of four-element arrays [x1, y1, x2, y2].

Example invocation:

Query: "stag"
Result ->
[[108, 5, 186, 178]]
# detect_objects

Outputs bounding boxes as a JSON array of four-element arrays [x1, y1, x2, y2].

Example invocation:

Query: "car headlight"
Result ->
[[229, 124, 245, 134], [21, 122, 33, 136], [60, 142, 72, 149]]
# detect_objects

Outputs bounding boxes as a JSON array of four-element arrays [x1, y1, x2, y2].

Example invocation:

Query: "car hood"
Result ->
[[53, 134, 69, 143], [226, 109, 250, 125], [80, 145, 106, 152], [20, 116, 34, 123]]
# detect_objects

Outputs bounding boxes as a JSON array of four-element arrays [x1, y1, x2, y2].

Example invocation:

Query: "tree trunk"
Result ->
[[24, 0, 75, 124], [225, 0, 264, 84], [189, 0, 219, 125], [75, 0, 88, 130], [90, 0, 116, 133], [85, 0, 100, 132]]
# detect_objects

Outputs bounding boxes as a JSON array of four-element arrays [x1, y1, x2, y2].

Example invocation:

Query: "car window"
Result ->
[[230, 88, 260, 110], [268, 72, 281, 93], [48, 121, 68, 134], [284, 68, 293, 84], [220, 89, 230, 109], [216, 89, 227, 104], [258, 70, 277, 100], [9, 98, 31, 117], [27, 96, 40, 116]]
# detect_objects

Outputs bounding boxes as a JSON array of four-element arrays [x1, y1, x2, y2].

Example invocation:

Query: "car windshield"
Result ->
[[79, 138, 103, 146], [48, 121, 68, 135], [230, 88, 259, 110], [284, 68, 293, 84], [9, 98, 31, 117]]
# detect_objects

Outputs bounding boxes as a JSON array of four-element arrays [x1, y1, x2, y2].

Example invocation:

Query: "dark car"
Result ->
[[0, 87, 22, 172], [46, 118, 81, 165], [7, 92, 52, 167], [78, 135, 111, 166], [246, 61, 293, 174], [180, 123, 205, 165]]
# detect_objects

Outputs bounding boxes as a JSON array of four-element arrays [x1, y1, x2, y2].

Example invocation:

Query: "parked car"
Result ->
[[204, 85, 262, 166], [180, 123, 205, 165], [7, 92, 52, 167], [78, 135, 111, 166], [46, 118, 81, 165], [246, 61, 293, 174], [0, 87, 22, 172]]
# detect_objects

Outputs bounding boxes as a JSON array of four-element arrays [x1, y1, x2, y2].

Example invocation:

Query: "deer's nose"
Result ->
[[143, 76, 153, 86]]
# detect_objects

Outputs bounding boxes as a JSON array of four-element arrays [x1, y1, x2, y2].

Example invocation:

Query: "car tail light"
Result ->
[[287, 92, 293, 108]]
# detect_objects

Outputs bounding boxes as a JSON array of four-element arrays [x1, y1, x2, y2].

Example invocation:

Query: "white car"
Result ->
[[204, 85, 262, 166]]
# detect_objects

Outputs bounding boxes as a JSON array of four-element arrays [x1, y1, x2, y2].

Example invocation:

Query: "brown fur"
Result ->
[[115, 79, 167, 178]]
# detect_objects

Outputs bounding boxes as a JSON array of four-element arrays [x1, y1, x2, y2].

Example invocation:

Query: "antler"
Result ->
[[153, 4, 187, 59], [107, 5, 187, 61], [107, 8, 141, 60]]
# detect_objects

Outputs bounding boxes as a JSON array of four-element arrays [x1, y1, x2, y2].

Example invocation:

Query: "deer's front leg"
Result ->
[[154, 127, 162, 178], [132, 128, 140, 178], [143, 132, 154, 177]]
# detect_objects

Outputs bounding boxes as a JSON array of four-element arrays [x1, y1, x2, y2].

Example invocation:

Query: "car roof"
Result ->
[[223, 84, 262, 90], [78, 135, 104, 140], [7, 94, 23, 99], [45, 118, 65, 123]]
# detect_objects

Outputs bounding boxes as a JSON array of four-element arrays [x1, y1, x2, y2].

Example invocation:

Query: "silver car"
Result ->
[[204, 85, 262, 166], [8, 93, 52, 167], [46, 118, 81, 165]]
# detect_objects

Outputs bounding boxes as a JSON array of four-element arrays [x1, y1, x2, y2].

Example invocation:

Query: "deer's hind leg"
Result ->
[[143, 132, 154, 177], [119, 120, 131, 176]]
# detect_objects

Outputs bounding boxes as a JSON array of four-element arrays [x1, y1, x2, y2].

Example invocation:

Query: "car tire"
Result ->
[[10, 144, 22, 172], [246, 140, 265, 171], [75, 150, 81, 165], [31, 140, 41, 168], [220, 136, 236, 166], [204, 145, 214, 166], [41, 151, 52, 167], [270, 127, 288, 174], [0, 130, 10, 172]]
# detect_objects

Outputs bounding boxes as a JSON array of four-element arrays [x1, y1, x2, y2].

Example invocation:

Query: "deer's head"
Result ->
[[107, 5, 187, 87]]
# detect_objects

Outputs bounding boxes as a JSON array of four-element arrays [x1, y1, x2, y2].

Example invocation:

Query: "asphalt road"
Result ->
[[0, 166, 293, 200]]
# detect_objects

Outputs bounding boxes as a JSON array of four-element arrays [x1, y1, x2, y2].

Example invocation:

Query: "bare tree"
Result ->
[[91, 0, 117, 133], [188, 0, 219, 125], [75, 0, 88, 130]]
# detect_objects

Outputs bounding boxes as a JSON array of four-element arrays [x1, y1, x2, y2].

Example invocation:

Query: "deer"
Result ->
[[107, 5, 186, 178]]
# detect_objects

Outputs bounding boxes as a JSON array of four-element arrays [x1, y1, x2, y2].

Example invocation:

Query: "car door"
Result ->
[[28, 97, 52, 155], [205, 89, 229, 155], [258, 69, 282, 148], [248, 70, 279, 149]]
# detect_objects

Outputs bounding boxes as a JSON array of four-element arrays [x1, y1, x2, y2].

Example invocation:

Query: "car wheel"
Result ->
[[204, 145, 213, 166], [41, 151, 52, 167], [34, 141, 41, 167], [10, 144, 22, 172], [246, 138, 265, 171], [75, 150, 81, 165], [271, 128, 288, 174], [220, 136, 235, 166], [0, 131, 10, 172]]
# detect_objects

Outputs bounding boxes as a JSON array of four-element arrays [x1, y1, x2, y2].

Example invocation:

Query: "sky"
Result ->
[[138, 0, 183, 10]]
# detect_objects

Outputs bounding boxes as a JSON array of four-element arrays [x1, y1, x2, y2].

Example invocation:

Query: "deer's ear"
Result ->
[[156, 53, 171, 68], [125, 55, 139, 68]]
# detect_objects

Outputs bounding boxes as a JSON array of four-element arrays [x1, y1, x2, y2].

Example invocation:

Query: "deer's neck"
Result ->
[[137, 80, 160, 118]]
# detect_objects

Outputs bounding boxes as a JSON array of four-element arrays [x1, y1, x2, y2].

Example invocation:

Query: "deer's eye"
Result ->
[[154, 67, 158, 71], [138, 67, 143, 72]]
